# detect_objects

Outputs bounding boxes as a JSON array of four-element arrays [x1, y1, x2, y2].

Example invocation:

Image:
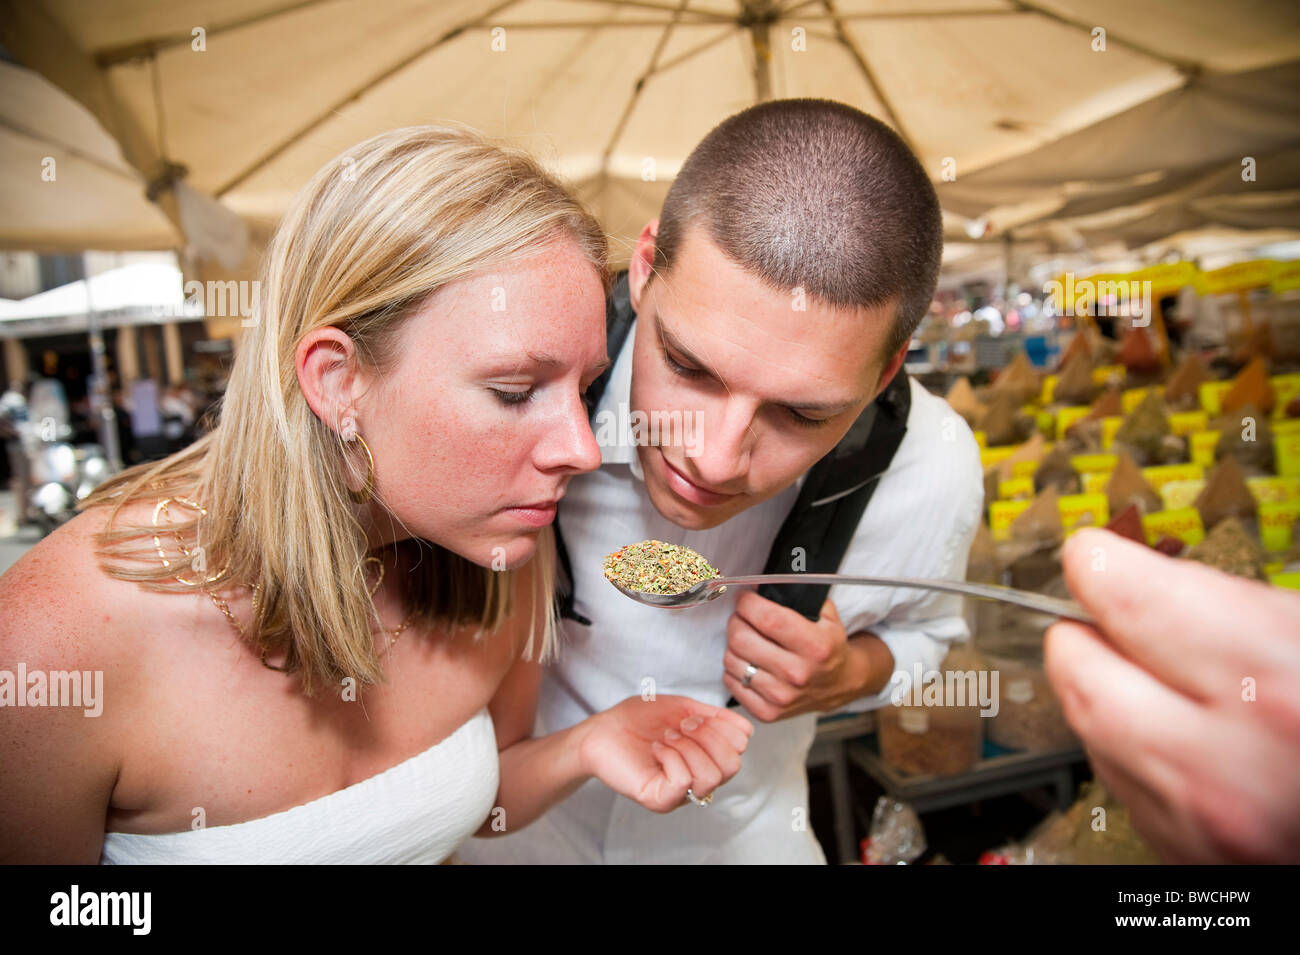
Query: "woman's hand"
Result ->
[[576, 696, 754, 813]]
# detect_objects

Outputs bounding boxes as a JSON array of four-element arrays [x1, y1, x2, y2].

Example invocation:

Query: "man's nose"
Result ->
[[691, 397, 755, 490]]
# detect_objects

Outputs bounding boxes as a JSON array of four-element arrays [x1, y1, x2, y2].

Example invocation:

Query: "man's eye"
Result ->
[[664, 350, 706, 380], [786, 408, 832, 429], [491, 388, 535, 406]]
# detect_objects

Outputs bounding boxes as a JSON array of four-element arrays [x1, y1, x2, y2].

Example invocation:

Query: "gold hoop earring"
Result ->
[[347, 433, 376, 504]]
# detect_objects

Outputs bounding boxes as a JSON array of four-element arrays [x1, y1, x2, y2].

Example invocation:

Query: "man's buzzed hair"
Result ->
[[653, 98, 943, 359]]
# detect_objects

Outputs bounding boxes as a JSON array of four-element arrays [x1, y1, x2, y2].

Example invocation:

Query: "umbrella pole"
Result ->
[[82, 253, 123, 473], [745, 3, 773, 102]]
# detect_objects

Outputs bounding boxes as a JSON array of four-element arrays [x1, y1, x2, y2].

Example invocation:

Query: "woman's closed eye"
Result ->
[[489, 386, 536, 407]]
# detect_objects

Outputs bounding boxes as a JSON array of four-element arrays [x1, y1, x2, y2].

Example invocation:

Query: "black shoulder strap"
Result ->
[[583, 270, 635, 419], [554, 270, 635, 624], [756, 367, 912, 621]]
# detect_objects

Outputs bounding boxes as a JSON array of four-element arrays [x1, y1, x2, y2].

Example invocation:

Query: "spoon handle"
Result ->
[[706, 574, 1094, 624]]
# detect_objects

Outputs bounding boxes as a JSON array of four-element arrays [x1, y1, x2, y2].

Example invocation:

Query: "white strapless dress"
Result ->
[[100, 707, 498, 864]]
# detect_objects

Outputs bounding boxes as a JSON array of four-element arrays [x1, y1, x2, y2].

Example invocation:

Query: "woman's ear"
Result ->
[[296, 328, 362, 433], [627, 218, 659, 312]]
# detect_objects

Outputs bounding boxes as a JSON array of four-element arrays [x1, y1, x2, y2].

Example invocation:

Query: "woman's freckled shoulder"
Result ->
[[0, 502, 172, 671]]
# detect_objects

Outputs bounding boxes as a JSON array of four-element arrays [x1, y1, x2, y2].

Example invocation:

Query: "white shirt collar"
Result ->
[[594, 319, 645, 480]]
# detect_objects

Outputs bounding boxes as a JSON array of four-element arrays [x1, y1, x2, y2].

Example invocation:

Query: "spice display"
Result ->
[[986, 655, 1078, 752], [878, 701, 982, 777], [602, 539, 722, 594]]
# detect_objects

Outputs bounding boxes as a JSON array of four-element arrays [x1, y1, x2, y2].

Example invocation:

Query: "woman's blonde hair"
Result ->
[[79, 124, 610, 696]]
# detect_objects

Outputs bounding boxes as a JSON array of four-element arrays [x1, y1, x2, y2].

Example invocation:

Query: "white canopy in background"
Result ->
[[1, 0, 1298, 270], [0, 261, 199, 337]]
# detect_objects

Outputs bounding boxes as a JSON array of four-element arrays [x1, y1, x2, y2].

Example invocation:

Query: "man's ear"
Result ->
[[872, 340, 910, 400], [627, 218, 659, 312], [295, 327, 362, 434]]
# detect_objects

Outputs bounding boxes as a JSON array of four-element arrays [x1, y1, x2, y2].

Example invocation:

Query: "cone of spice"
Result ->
[[1105, 502, 1147, 545], [1009, 487, 1064, 547], [1213, 404, 1275, 473], [945, 376, 985, 428], [1057, 332, 1091, 371], [1053, 350, 1099, 406], [1033, 444, 1081, 495], [603, 540, 722, 595], [967, 521, 999, 584], [1088, 388, 1124, 419], [1194, 457, 1258, 531], [1107, 450, 1163, 516], [996, 432, 1047, 481], [982, 392, 1035, 447], [1117, 326, 1161, 376], [1112, 390, 1170, 466], [1163, 353, 1212, 410], [1222, 358, 1275, 415], [991, 352, 1040, 405], [1185, 518, 1268, 581]]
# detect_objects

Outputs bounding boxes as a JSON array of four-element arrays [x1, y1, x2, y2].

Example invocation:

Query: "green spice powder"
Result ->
[[603, 539, 722, 595]]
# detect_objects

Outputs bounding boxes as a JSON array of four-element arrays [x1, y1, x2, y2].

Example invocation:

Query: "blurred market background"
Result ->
[[1, 0, 1298, 864]]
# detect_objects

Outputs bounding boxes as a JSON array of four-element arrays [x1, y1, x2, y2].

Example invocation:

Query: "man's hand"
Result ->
[[721, 591, 888, 722], [1046, 527, 1300, 864]]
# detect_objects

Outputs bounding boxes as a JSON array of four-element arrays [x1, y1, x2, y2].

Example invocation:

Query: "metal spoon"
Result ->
[[610, 572, 1094, 624]]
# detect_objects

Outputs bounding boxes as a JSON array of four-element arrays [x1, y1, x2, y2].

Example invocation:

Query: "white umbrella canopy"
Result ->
[[3, 0, 1299, 262]]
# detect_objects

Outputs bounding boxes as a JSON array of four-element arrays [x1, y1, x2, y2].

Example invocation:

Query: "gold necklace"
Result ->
[[150, 497, 414, 670]]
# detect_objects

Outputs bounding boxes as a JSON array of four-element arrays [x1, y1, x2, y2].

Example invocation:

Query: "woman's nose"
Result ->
[[539, 392, 603, 474]]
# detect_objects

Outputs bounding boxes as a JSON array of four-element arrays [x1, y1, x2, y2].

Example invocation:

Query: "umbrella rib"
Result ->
[[1007, 0, 1202, 77], [599, 0, 697, 175], [818, 0, 917, 154], [566, 0, 731, 21], [94, 0, 339, 67], [212, 0, 525, 199], [0, 114, 145, 184], [650, 25, 737, 74]]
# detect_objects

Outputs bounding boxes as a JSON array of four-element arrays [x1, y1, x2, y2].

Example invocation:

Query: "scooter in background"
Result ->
[[25, 427, 113, 535]]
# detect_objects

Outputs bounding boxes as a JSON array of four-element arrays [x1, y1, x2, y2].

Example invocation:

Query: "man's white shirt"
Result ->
[[460, 320, 984, 864]]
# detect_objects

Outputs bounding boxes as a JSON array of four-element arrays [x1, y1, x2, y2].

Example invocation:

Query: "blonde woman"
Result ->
[[0, 126, 752, 864]]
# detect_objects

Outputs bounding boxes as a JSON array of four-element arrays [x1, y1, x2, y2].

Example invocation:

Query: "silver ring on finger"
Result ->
[[742, 662, 758, 688], [686, 787, 714, 807]]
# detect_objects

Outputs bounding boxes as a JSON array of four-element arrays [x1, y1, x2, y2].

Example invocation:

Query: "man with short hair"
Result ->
[[463, 98, 983, 864]]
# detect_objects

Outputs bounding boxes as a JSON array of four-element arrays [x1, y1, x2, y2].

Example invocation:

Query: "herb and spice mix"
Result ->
[[602, 540, 722, 595]]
